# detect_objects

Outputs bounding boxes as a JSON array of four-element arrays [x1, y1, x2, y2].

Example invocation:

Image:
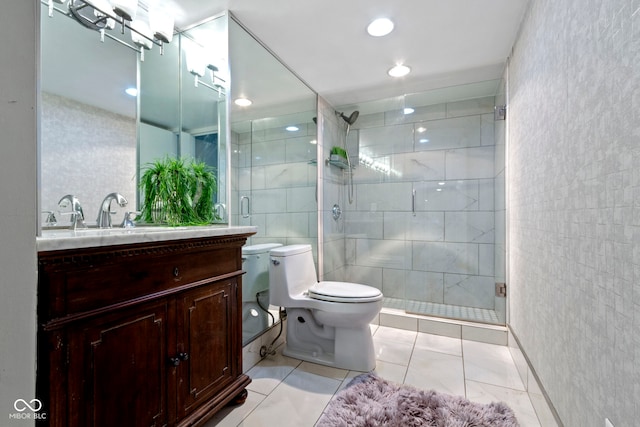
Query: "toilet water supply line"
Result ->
[[256, 290, 283, 358]]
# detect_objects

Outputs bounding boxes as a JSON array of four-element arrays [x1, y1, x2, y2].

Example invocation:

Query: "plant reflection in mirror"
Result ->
[[139, 156, 218, 226]]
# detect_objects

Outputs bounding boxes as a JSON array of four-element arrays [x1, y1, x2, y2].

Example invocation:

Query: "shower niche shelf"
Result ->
[[325, 158, 351, 169]]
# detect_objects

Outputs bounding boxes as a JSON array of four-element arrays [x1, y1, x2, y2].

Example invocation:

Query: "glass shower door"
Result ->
[[336, 80, 507, 325]]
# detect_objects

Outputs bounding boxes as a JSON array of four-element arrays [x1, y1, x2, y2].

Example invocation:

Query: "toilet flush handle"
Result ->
[[271, 258, 280, 266]]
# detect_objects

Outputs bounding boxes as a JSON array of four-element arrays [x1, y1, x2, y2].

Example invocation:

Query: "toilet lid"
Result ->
[[308, 281, 383, 303]]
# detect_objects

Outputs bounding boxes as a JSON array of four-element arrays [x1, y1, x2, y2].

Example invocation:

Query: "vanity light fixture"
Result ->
[[111, 0, 137, 21], [388, 64, 411, 77], [186, 42, 207, 80], [149, 4, 174, 43], [45, 0, 175, 59], [367, 18, 394, 37], [234, 98, 253, 107], [130, 7, 153, 58], [184, 39, 225, 95]]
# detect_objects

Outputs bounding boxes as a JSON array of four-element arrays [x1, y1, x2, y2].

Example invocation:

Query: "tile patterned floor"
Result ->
[[206, 325, 548, 426]]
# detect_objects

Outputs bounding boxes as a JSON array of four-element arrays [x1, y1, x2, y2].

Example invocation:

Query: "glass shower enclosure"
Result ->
[[322, 79, 507, 325]]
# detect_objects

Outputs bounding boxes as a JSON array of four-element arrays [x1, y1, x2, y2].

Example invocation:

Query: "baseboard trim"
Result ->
[[508, 324, 564, 427]]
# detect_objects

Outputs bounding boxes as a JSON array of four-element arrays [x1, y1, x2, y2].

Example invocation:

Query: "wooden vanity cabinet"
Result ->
[[37, 234, 253, 427]]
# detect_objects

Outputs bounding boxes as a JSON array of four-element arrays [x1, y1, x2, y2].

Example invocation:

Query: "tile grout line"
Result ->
[[461, 336, 468, 398]]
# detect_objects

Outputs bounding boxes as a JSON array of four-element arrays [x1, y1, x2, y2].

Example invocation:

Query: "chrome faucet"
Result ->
[[97, 193, 128, 228], [58, 194, 86, 230]]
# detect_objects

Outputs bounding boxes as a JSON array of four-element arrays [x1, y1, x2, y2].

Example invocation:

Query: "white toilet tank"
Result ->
[[242, 243, 282, 303], [269, 244, 318, 307]]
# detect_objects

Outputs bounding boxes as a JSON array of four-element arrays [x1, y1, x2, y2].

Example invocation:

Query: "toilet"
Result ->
[[241, 243, 283, 342], [269, 244, 383, 371]]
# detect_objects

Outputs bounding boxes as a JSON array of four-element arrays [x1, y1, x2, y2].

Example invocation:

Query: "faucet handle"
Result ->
[[42, 211, 57, 225], [121, 211, 141, 228], [58, 211, 86, 230]]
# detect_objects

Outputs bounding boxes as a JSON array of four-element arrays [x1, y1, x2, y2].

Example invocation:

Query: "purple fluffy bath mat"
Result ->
[[316, 373, 519, 427]]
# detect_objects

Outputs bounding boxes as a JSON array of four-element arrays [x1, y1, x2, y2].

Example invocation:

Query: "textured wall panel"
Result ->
[[508, 0, 640, 425]]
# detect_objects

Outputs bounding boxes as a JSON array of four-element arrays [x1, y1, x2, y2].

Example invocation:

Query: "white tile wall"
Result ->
[[445, 146, 496, 180], [412, 242, 479, 275], [340, 97, 501, 315], [234, 111, 317, 250], [415, 115, 482, 151]]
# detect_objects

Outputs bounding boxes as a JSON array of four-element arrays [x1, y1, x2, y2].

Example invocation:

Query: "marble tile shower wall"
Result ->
[[234, 122, 317, 248], [343, 97, 499, 310], [319, 96, 349, 280]]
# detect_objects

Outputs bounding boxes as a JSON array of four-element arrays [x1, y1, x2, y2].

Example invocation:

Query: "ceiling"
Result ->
[[165, 0, 529, 107], [40, 0, 530, 122]]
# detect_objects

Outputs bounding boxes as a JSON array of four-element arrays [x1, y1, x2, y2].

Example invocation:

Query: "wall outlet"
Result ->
[[605, 418, 614, 427]]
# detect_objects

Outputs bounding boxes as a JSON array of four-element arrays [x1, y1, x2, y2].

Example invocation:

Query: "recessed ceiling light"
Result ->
[[388, 64, 411, 77], [419, 138, 429, 143], [417, 126, 427, 133], [286, 126, 299, 132], [234, 98, 252, 107], [367, 18, 394, 37], [403, 107, 415, 115], [125, 87, 138, 97]]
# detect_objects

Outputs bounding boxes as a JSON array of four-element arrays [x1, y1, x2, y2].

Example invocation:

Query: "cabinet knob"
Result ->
[[168, 353, 189, 366], [173, 267, 179, 277]]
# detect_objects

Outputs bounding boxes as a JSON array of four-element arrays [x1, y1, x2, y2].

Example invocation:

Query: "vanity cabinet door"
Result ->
[[176, 279, 238, 420], [66, 299, 174, 427]]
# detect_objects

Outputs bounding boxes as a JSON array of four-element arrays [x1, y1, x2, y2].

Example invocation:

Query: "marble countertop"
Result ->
[[37, 225, 258, 252]]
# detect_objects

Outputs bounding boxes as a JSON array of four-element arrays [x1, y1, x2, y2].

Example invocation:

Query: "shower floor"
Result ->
[[383, 297, 502, 325]]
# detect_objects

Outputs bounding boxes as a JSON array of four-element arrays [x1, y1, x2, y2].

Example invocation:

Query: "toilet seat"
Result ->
[[308, 281, 383, 303]]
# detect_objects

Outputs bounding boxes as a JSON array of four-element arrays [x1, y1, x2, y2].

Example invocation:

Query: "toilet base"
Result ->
[[283, 308, 376, 372]]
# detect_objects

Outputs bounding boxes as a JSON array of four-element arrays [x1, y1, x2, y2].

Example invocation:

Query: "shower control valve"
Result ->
[[332, 204, 342, 220]]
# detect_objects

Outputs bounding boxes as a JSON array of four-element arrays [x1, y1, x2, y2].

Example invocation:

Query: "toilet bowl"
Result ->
[[241, 243, 282, 342], [269, 244, 383, 371]]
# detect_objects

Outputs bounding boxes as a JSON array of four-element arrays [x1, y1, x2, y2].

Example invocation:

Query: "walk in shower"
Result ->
[[320, 79, 507, 325], [227, 10, 507, 328]]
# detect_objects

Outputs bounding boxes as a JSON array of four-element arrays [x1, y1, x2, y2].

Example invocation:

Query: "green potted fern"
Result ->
[[330, 146, 348, 161], [139, 156, 218, 226]]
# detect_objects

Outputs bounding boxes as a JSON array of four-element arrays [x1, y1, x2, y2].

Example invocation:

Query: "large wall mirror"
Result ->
[[40, 2, 140, 229], [228, 17, 318, 346], [139, 14, 229, 223], [40, 4, 230, 229]]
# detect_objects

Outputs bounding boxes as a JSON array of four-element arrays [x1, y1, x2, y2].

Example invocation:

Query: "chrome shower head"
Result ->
[[339, 110, 359, 125]]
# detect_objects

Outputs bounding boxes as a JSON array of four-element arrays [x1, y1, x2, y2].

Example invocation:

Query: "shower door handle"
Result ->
[[240, 196, 250, 218], [411, 189, 416, 216]]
